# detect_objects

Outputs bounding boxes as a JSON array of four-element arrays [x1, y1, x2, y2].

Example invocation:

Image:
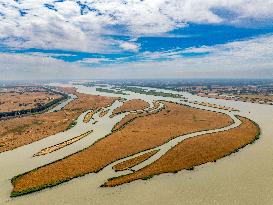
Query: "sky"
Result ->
[[0, 0, 273, 80]]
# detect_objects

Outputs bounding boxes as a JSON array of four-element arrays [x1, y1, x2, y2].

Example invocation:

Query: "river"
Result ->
[[1, 83, 273, 205]]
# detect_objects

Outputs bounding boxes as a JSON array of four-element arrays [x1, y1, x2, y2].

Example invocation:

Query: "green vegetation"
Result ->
[[186, 166, 195, 171], [80, 82, 108, 87], [96, 87, 128, 95], [0, 87, 69, 119], [92, 120, 98, 124], [120, 86, 184, 98], [142, 174, 154, 180], [66, 121, 77, 130], [8, 124, 31, 135]]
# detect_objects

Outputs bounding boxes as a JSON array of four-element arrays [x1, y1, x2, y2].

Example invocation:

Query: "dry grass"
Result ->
[[199, 93, 273, 105], [99, 109, 109, 117], [0, 90, 117, 153], [112, 101, 163, 131], [0, 91, 61, 112], [83, 111, 94, 123], [237, 94, 273, 103], [113, 150, 158, 171], [11, 102, 233, 195], [112, 113, 142, 131], [104, 116, 259, 187], [33, 130, 93, 157], [191, 101, 238, 111], [111, 99, 149, 116]]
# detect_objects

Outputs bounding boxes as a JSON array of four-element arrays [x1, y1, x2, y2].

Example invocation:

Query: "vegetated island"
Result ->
[[10, 101, 235, 196], [118, 86, 185, 98], [113, 150, 159, 172], [111, 99, 150, 117], [96, 87, 128, 95], [33, 130, 93, 157], [104, 116, 260, 187]]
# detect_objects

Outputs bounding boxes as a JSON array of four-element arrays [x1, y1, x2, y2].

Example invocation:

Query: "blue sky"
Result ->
[[0, 0, 273, 79]]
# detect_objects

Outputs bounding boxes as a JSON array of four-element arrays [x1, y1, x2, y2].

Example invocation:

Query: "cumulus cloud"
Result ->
[[119, 41, 139, 52], [0, 0, 273, 52], [1, 0, 273, 80], [1, 34, 273, 80]]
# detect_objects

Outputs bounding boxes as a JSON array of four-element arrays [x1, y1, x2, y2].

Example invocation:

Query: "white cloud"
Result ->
[[0, 0, 273, 52], [1, 34, 273, 80], [119, 41, 139, 52], [79, 57, 112, 64]]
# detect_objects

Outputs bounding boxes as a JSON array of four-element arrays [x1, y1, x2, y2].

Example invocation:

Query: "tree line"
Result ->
[[0, 87, 69, 119]]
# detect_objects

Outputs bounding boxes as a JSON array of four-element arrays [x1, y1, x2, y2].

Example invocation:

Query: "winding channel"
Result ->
[[0, 83, 266, 205]]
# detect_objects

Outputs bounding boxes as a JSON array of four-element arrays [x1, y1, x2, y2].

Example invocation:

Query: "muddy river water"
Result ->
[[1, 83, 273, 205]]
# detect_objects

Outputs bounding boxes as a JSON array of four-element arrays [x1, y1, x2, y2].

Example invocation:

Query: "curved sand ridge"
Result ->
[[33, 130, 93, 157]]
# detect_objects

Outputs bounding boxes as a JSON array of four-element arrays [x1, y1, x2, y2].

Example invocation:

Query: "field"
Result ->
[[0, 91, 61, 113], [0, 88, 117, 153]]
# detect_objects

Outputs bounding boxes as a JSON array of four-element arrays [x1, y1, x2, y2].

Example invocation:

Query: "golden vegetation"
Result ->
[[104, 117, 259, 187], [33, 130, 93, 157], [11, 102, 233, 195], [111, 99, 149, 116], [112, 101, 163, 131], [0, 89, 117, 153], [83, 111, 94, 123], [0, 91, 61, 112], [99, 109, 109, 117], [113, 150, 158, 171]]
